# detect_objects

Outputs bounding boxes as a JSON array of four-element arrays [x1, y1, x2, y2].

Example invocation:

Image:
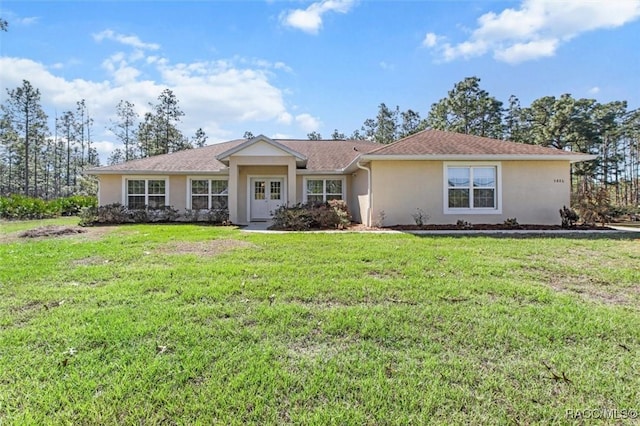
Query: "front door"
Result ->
[[250, 178, 284, 220]]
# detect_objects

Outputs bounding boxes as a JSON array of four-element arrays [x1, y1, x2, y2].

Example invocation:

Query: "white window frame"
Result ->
[[122, 176, 169, 209], [303, 176, 346, 203], [443, 162, 502, 215], [186, 177, 229, 210]]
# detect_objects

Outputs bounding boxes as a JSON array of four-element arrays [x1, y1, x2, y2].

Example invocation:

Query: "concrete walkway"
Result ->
[[240, 221, 276, 232], [240, 222, 640, 235]]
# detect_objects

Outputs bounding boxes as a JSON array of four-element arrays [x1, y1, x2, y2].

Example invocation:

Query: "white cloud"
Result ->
[[424, 0, 640, 64], [93, 29, 160, 51], [16, 16, 39, 26], [493, 38, 558, 63], [422, 32, 439, 48], [379, 61, 395, 71], [270, 133, 293, 139], [278, 112, 293, 125], [0, 53, 297, 160], [0, 27, 318, 163], [588, 86, 601, 95], [280, 0, 356, 34], [2, 11, 39, 27], [274, 62, 294, 73], [295, 113, 322, 132], [91, 140, 116, 157]]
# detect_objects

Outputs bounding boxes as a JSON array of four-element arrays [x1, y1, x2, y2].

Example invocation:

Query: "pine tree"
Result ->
[[0, 80, 48, 196]]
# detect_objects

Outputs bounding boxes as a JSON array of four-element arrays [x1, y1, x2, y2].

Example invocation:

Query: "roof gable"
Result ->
[[216, 135, 307, 166]]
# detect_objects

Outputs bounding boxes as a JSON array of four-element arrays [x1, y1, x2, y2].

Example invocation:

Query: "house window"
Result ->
[[126, 179, 167, 209], [190, 179, 228, 210], [305, 178, 344, 203], [270, 181, 281, 200], [445, 165, 500, 212]]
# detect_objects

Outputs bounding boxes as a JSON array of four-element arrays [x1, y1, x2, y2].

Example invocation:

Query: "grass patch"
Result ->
[[1, 220, 639, 424]]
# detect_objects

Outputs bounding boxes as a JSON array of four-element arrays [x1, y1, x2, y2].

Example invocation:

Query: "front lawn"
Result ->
[[1, 219, 639, 424]]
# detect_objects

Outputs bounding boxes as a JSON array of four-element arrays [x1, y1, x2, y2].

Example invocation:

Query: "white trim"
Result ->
[[443, 162, 502, 215], [247, 175, 287, 221], [186, 176, 229, 210], [91, 170, 229, 176], [296, 170, 349, 175], [121, 175, 170, 209], [217, 135, 307, 164], [361, 153, 595, 163], [302, 176, 346, 203]]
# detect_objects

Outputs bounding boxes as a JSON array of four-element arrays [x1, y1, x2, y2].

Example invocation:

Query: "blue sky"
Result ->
[[1, 0, 639, 160]]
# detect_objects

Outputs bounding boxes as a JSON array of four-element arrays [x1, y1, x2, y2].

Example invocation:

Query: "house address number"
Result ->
[[553, 179, 565, 183]]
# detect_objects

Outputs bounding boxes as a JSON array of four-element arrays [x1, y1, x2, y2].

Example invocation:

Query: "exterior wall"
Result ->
[[350, 170, 368, 224], [370, 161, 438, 226], [370, 160, 570, 226], [97, 175, 122, 205], [501, 161, 569, 224], [169, 176, 187, 211], [295, 176, 304, 204]]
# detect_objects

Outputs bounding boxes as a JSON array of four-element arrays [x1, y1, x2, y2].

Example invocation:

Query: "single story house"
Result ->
[[87, 129, 595, 226]]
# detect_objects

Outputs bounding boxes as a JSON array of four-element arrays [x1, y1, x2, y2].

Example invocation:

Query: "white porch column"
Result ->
[[228, 159, 239, 224], [287, 158, 297, 206]]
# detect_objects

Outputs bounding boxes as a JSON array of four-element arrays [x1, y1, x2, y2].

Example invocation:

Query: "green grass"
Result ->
[[1, 219, 639, 425]]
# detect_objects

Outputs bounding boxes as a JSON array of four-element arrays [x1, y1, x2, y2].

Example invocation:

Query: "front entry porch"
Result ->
[[249, 177, 285, 221]]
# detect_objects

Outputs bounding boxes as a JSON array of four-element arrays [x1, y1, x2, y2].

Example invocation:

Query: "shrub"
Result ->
[[559, 206, 579, 228], [204, 208, 229, 224], [373, 210, 386, 228], [0, 195, 98, 220], [576, 187, 610, 225], [411, 208, 429, 227], [147, 206, 180, 223], [456, 219, 473, 229], [270, 201, 352, 231], [503, 217, 520, 228], [0, 195, 49, 219], [271, 204, 313, 231], [326, 200, 351, 229], [49, 195, 97, 216], [79, 204, 228, 226], [79, 203, 129, 225], [182, 209, 200, 222]]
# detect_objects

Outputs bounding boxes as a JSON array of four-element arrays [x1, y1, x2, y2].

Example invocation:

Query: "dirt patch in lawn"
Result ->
[[160, 239, 258, 256], [548, 276, 639, 307], [18, 225, 87, 238], [1, 225, 113, 243]]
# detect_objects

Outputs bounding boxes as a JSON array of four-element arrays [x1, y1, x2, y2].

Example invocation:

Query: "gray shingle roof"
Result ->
[[86, 130, 595, 175], [87, 138, 382, 174], [367, 129, 585, 157]]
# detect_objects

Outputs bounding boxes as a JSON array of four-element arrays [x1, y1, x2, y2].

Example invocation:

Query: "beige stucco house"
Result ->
[[87, 130, 595, 226]]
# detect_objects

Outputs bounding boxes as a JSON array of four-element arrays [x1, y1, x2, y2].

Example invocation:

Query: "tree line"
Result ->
[[0, 80, 100, 198], [2, 76, 639, 210], [0, 81, 204, 198]]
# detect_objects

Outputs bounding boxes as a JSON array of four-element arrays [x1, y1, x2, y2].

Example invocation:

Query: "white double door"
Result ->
[[250, 177, 285, 220]]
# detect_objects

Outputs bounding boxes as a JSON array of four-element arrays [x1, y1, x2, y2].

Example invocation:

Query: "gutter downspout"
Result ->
[[357, 161, 372, 227]]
